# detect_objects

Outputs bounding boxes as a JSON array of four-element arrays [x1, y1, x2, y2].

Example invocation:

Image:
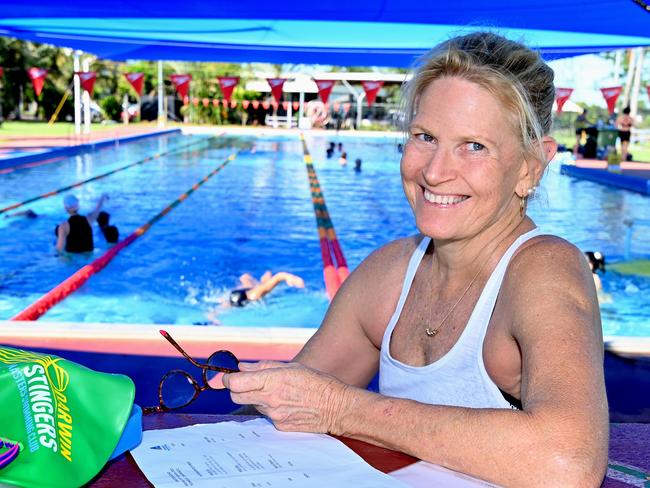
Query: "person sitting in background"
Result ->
[[224, 31, 608, 487], [228, 271, 305, 307], [97, 211, 120, 244], [56, 193, 108, 254]]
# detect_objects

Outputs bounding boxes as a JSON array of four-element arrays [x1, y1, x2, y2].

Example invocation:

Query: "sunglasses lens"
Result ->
[[205, 351, 239, 389], [160, 371, 197, 409]]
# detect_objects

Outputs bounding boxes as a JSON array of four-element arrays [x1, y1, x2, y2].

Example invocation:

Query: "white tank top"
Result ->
[[379, 228, 542, 409]]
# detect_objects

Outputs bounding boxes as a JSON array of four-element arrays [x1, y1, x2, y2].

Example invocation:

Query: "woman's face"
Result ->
[[401, 76, 528, 242]]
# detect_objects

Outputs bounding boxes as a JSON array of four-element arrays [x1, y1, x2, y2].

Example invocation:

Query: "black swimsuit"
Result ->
[[229, 288, 251, 307]]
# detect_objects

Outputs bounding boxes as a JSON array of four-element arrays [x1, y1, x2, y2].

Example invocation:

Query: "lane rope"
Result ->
[[299, 133, 349, 300], [0, 136, 214, 215], [11, 152, 238, 321]]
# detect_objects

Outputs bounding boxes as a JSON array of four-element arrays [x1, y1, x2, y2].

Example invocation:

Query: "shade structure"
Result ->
[[0, 1, 649, 66]]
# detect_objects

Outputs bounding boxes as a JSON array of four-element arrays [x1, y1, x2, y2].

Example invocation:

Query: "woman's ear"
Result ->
[[519, 136, 557, 191]]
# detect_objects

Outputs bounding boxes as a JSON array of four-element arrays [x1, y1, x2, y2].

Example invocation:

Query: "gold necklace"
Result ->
[[425, 256, 490, 338]]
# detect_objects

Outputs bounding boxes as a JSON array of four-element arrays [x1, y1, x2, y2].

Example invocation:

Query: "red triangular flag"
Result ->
[[262, 101, 270, 110], [314, 79, 336, 104], [217, 76, 239, 102], [170, 74, 192, 99], [342, 102, 351, 114], [0, 66, 4, 79], [361, 80, 384, 107], [251, 100, 259, 109], [292, 101, 300, 111], [192, 97, 199, 107], [554, 87, 573, 114], [282, 101, 289, 111], [222, 99, 229, 107], [202, 98, 209, 107], [266, 78, 287, 103], [230, 100, 237, 109], [600, 86, 622, 115], [242, 100, 250, 109], [124, 72, 144, 96], [212, 99, 219, 107], [76, 71, 97, 96], [27, 67, 47, 97]]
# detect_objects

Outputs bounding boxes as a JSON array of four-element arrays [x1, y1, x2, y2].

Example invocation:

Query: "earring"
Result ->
[[519, 194, 527, 217]]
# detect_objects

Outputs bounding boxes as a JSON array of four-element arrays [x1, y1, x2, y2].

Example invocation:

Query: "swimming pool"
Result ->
[[1, 131, 648, 337]]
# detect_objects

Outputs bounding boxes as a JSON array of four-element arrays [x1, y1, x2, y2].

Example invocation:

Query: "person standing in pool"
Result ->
[[56, 193, 108, 254], [228, 271, 305, 307], [616, 106, 634, 162]]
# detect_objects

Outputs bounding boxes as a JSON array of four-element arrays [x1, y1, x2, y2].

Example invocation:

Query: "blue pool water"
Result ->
[[0, 132, 649, 337]]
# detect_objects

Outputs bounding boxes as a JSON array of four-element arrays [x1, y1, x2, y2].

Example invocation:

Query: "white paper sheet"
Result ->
[[390, 461, 502, 487], [130, 418, 407, 487]]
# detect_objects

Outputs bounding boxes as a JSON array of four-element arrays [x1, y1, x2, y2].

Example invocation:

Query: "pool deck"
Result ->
[[560, 159, 650, 195], [0, 124, 181, 171]]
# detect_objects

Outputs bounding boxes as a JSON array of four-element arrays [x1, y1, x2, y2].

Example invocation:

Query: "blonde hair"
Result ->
[[402, 32, 555, 162]]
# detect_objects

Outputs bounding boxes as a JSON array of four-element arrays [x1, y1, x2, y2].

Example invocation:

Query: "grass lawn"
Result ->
[[0, 121, 127, 137]]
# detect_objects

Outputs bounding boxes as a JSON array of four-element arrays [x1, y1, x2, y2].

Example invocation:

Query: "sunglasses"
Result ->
[[0, 438, 19, 470], [143, 330, 239, 414]]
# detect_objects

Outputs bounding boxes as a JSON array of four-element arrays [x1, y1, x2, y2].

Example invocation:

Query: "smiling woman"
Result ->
[[223, 31, 609, 487]]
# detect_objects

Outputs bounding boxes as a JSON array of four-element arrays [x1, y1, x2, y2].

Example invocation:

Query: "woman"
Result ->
[[224, 32, 608, 487]]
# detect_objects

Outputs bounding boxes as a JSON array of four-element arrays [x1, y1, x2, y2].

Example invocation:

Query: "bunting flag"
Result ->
[[271, 100, 279, 111], [554, 87, 573, 114], [212, 99, 219, 107], [333, 102, 340, 112], [76, 71, 97, 96], [342, 102, 351, 114], [261, 101, 270, 110], [266, 78, 287, 103], [647, 85, 650, 102], [222, 99, 229, 107], [361, 80, 384, 106], [282, 101, 289, 111], [230, 100, 237, 109], [217, 76, 239, 102], [600, 86, 622, 115], [314, 79, 336, 104], [202, 98, 209, 107], [242, 100, 250, 109], [170, 74, 192, 99], [251, 100, 259, 109], [292, 101, 300, 111], [27, 67, 47, 97], [124, 72, 144, 96], [183, 96, 189, 106], [192, 97, 199, 106], [0, 66, 4, 79]]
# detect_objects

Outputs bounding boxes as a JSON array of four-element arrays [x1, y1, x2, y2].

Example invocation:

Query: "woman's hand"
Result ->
[[223, 361, 350, 434]]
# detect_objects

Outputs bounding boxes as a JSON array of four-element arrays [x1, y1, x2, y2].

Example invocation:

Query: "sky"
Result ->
[[548, 52, 646, 107]]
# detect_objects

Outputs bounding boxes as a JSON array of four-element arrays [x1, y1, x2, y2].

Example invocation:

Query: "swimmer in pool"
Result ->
[[228, 271, 305, 307]]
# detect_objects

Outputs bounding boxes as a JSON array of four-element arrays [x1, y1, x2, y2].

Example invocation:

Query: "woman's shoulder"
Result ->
[[360, 234, 424, 273], [505, 233, 593, 301], [510, 234, 585, 275]]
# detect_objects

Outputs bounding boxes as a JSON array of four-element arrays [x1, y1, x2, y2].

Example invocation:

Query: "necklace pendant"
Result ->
[[425, 327, 438, 337]]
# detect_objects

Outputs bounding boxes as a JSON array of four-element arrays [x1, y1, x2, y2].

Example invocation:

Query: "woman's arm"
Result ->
[[225, 238, 608, 487], [56, 222, 69, 253]]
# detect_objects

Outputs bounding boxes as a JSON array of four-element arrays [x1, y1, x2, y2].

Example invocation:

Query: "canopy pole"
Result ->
[[157, 61, 165, 127], [73, 52, 81, 136], [356, 94, 366, 130], [82, 57, 91, 134]]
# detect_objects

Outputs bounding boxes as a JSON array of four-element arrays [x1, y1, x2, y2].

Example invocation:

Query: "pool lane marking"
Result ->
[[299, 133, 349, 300], [0, 137, 215, 215], [10, 152, 238, 322], [0, 155, 67, 175]]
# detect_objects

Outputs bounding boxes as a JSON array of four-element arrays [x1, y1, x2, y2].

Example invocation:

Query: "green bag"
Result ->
[[0, 346, 135, 487]]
